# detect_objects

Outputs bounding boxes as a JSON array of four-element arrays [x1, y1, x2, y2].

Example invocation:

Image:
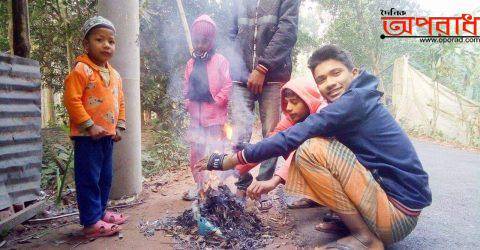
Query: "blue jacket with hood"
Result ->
[[242, 71, 432, 210]]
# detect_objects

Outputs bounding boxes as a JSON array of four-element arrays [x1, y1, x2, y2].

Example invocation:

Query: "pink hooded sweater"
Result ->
[[184, 15, 232, 127], [236, 77, 327, 180]]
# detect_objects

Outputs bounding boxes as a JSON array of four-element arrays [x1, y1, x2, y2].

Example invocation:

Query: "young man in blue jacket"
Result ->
[[196, 45, 432, 249]]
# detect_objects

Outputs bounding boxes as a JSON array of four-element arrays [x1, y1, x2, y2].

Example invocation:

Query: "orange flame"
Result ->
[[224, 123, 233, 141], [202, 171, 221, 192]]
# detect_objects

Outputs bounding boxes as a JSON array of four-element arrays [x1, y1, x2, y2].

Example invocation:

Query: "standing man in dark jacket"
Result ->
[[228, 0, 300, 207]]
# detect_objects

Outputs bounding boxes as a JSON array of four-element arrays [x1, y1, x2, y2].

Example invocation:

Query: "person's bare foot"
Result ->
[[314, 220, 348, 234], [320, 233, 384, 250], [327, 211, 384, 249], [287, 197, 320, 209]]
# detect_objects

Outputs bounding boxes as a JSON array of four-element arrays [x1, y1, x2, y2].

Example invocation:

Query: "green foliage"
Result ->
[[29, 0, 97, 92], [142, 124, 189, 177], [415, 43, 480, 102], [41, 126, 73, 191], [41, 143, 74, 198], [0, 1, 10, 53], [320, 0, 424, 73], [53, 144, 74, 207], [53, 102, 69, 127]]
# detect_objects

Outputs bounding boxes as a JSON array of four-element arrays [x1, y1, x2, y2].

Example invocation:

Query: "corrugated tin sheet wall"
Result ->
[[0, 54, 42, 211]]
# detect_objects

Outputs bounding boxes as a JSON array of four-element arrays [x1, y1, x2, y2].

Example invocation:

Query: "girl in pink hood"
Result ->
[[235, 78, 345, 232], [235, 77, 327, 207], [183, 15, 233, 200]]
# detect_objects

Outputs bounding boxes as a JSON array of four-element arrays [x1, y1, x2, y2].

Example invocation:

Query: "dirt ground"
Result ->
[[4, 165, 335, 249], [8, 125, 472, 249], [5, 124, 334, 249]]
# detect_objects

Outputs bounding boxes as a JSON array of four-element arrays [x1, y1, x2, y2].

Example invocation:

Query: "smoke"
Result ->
[[140, 1, 258, 186]]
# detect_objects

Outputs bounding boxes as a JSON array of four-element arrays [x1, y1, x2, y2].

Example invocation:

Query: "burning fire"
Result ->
[[224, 123, 233, 141], [197, 123, 235, 198]]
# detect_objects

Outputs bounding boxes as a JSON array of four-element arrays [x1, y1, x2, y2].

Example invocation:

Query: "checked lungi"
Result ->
[[285, 137, 419, 244]]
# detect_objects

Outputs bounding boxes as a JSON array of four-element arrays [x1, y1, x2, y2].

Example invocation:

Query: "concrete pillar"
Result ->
[[98, 1, 142, 199]]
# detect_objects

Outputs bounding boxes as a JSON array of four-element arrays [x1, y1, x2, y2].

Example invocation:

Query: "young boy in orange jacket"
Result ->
[[64, 16, 126, 238]]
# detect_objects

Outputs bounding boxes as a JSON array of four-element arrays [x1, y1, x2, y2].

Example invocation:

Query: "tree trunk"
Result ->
[[41, 66, 55, 127], [58, 0, 73, 71], [7, 0, 14, 55], [41, 86, 55, 128], [65, 37, 73, 71], [12, 0, 30, 58]]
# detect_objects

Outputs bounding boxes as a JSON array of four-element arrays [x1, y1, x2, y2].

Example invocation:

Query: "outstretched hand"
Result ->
[[193, 153, 238, 172], [247, 176, 282, 200], [194, 157, 209, 172]]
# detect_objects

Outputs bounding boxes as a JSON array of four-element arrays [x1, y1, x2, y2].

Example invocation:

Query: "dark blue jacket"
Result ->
[[243, 71, 432, 210], [228, 0, 300, 83]]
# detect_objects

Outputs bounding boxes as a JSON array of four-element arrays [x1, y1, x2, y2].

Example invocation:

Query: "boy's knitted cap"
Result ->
[[191, 15, 216, 39], [81, 16, 116, 39]]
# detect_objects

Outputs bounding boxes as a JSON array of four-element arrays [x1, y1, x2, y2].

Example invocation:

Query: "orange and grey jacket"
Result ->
[[64, 54, 126, 137]]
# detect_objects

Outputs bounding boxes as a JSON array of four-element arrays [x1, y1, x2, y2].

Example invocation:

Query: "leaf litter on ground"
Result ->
[[139, 185, 275, 249]]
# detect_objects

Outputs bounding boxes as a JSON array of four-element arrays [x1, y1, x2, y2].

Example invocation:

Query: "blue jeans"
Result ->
[[73, 137, 113, 226], [230, 82, 282, 190]]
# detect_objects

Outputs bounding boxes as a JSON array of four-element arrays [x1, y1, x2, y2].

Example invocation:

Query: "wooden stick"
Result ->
[[27, 211, 78, 223], [110, 201, 144, 209], [27, 201, 144, 223], [175, 0, 193, 53]]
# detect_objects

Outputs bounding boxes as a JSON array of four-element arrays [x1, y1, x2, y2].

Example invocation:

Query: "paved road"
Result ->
[[291, 140, 480, 249]]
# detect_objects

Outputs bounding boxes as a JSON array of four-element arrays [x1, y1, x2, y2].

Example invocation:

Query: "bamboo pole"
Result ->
[[175, 0, 193, 53]]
